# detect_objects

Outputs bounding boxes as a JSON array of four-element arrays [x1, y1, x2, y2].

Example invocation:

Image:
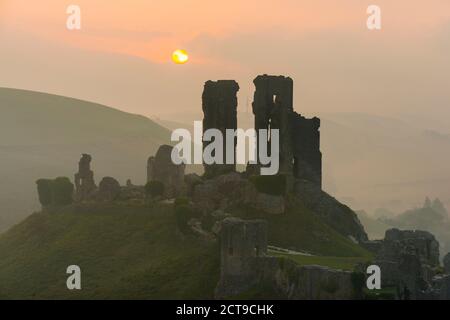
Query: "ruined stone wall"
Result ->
[[219, 218, 268, 277], [259, 258, 357, 300], [383, 228, 440, 266], [215, 218, 267, 297], [215, 217, 356, 299], [249, 75, 322, 188], [252, 75, 293, 175], [74, 153, 96, 201], [373, 228, 442, 299], [97, 177, 121, 201], [147, 144, 185, 198], [291, 113, 322, 188], [202, 80, 239, 177]]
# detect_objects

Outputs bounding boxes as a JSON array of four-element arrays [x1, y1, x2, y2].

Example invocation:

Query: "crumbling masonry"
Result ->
[[147, 144, 186, 198], [74, 153, 96, 201], [252, 75, 294, 175], [215, 218, 268, 297], [252, 75, 321, 187], [291, 113, 321, 187], [202, 75, 322, 187], [215, 218, 357, 299], [202, 80, 239, 177]]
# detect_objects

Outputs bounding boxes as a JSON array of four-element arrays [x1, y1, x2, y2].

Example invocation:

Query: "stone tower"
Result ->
[[74, 153, 96, 201], [201, 75, 322, 187], [216, 218, 267, 297], [252, 75, 294, 175], [202, 80, 239, 177], [147, 144, 185, 198], [250, 74, 322, 188], [291, 113, 322, 188]]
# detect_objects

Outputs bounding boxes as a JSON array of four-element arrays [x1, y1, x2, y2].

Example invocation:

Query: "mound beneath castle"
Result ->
[[188, 171, 368, 250], [0, 168, 371, 299]]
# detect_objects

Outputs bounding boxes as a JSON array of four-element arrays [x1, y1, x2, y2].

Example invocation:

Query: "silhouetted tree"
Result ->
[[145, 181, 165, 198], [36, 179, 53, 207], [432, 198, 448, 217], [424, 197, 432, 208], [51, 177, 74, 206]]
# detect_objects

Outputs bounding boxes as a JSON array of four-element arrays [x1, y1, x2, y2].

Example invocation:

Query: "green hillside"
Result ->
[[0, 88, 373, 299], [232, 197, 371, 258], [0, 203, 219, 299], [0, 88, 171, 232], [0, 198, 371, 299]]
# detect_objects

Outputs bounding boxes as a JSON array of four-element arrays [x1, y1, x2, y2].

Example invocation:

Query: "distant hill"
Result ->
[[355, 210, 390, 240], [0, 88, 171, 232], [319, 113, 450, 213]]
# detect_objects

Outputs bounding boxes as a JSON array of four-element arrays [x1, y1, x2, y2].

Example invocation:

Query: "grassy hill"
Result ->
[[0, 88, 171, 232], [0, 203, 219, 299], [232, 197, 371, 258], [0, 199, 371, 299]]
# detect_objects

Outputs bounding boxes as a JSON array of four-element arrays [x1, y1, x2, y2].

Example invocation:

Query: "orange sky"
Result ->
[[1, 0, 450, 121], [4, 0, 450, 63]]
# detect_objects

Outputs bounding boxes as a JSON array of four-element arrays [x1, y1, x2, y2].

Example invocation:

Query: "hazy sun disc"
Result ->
[[172, 49, 189, 64]]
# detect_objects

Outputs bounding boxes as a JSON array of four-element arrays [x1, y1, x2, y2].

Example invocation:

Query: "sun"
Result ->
[[172, 49, 189, 64]]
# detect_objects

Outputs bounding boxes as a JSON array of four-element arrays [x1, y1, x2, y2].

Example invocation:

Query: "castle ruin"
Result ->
[[202, 80, 239, 177], [291, 113, 321, 187], [252, 75, 294, 175], [74, 153, 97, 201], [216, 218, 268, 297], [147, 144, 186, 198], [215, 217, 357, 299], [202, 75, 322, 188]]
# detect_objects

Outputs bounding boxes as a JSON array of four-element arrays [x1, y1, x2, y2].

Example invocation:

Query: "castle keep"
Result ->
[[252, 75, 294, 175], [202, 74, 322, 188], [202, 80, 239, 177]]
